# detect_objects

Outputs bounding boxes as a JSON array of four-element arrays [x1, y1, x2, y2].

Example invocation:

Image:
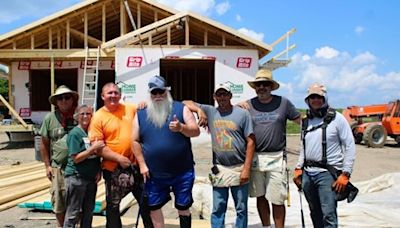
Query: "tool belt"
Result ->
[[304, 160, 358, 203]]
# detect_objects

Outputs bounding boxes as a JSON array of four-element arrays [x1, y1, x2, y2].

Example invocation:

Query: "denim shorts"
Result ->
[[145, 169, 195, 210]]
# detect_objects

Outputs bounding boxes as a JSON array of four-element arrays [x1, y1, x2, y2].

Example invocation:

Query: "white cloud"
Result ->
[[235, 14, 242, 22], [238, 28, 264, 41], [156, 0, 216, 15], [282, 47, 400, 108], [315, 46, 339, 59], [215, 1, 230, 15], [355, 26, 365, 35], [352, 51, 376, 65]]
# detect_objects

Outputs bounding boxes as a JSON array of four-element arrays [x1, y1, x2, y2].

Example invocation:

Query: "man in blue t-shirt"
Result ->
[[184, 83, 255, 228], [132, 75, 200, 228]]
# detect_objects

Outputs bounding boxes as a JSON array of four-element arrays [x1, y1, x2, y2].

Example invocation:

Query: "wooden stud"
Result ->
[[102, 3, 106, 43], [137, 2, 141, 29], [120, 0, 126, 35], [222, 34, 226, 47], [154, 11, 158, 22], [31, 35, 35, 50], [185, 17, 189, 46], [66, 20, 70, 49], [48, 27, 52, 49], [57, 28, 61, 49], [12, 41, 16, 50], [204, 29, 208, 46], [148, 34, 152, 45], [167, 25, 171, 45], [84, 12, 88, 48]]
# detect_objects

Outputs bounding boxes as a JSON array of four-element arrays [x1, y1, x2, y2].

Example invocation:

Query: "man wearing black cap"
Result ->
[[293, 83, 356, 227], [183, 83, 255, 228], [132, 75, 200, 228]]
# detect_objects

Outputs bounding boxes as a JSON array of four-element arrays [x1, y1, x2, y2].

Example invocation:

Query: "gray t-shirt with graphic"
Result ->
[[200, 105, 253, 166], [247, 95, 300, 152]]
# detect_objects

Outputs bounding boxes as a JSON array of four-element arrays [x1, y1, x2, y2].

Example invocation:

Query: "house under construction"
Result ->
[[0, 0, 294, 138]]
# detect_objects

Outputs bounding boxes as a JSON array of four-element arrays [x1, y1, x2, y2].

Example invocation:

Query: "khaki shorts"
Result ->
[[50, 167, 66, 213], [249, 152, 287, 205]]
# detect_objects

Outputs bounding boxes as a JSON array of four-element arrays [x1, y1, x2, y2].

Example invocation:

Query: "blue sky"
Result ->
[[1, 0, 399, 108]]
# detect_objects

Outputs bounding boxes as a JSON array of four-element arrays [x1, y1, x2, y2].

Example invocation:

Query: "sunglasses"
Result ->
[[56, 94, 72, 101], [150, 89, 166, 95], [308, 94, 324, 100], [215, 91, 230, 97], [254, 81, 272, 87]]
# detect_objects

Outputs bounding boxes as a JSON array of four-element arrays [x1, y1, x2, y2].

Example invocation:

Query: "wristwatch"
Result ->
[[342, 171, 351, 178]]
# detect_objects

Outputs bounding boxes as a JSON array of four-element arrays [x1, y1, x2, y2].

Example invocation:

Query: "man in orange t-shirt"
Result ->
[[89, 83, 153, 228]]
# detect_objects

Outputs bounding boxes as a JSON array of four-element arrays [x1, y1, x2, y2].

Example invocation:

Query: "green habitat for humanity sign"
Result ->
[[121, 84, 136, 94], [225, 81, 243, 94]]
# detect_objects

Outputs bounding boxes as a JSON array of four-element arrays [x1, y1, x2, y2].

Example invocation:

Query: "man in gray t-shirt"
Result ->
[[239, 69, 301, 228], [184, 83, 255, 228]]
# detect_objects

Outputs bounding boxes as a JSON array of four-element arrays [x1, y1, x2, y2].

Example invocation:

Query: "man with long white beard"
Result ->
[[132, 75, 200, 228]]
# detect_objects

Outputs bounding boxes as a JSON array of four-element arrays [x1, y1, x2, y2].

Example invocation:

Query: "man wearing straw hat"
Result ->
[[239, 69, 301, 228], [39, 85, 79, 227]]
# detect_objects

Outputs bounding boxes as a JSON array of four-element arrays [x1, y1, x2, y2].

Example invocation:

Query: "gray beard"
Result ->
[[147, 92, 173, 128]]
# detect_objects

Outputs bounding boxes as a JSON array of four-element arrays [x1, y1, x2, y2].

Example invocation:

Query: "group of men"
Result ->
[[40, 68, 356, 228]]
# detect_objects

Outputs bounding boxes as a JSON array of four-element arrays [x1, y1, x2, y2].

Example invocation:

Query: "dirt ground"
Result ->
[[0, 132, 399, 227]]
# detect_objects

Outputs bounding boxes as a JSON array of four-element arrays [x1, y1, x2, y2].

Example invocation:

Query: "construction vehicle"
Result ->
[[342, 100, 400, 147]]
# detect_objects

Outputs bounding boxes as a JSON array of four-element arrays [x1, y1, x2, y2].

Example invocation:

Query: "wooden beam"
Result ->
[[102, 3, 106, 43], [167, 25, 171, 45], [222, 34, 225, 47], [154, 11, 158, 22], [204, 29, 208, 46], [50, 56, 55, 112], [270, 28, 296, 48], [31, 35, 35, 49], [48, 27, 52, 49], [8, 64, 13, 108], [66, 20, 70, 49], [0, 49, 113, 59], [185, 17, 189, 46], [137, 2, 141, 29], [102, 12, 185, 49], [57, 29, 61, 49], [69, 28, 102, 47], [84, 12, 88, 48], [0, 95, 29, 129], [120, 0, 126, 36], [12, 41, 16, 50], [148, 34, 152, 45]]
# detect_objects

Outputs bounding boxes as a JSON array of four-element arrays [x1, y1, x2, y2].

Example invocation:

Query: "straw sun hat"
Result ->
[[247, 69, 280, 91], [48, 85, 79, 106]]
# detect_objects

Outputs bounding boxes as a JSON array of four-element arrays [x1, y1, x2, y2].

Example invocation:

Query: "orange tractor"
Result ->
[[342, 100, 400, 147]]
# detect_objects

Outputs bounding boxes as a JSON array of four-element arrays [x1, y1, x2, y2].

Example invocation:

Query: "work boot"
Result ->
[[179, 214, 191, 228]]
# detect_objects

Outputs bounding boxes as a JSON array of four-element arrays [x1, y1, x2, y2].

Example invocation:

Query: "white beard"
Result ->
[[146, 92, 173, 128]]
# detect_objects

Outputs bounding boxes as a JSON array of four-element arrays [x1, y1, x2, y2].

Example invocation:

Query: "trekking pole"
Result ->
[[135, 188, 144, 228], [286, 167, 291, 207], [299, 190, 306, 228]]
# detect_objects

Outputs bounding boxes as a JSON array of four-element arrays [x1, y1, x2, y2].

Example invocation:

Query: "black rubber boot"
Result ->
[[179, 214, 191, 228]]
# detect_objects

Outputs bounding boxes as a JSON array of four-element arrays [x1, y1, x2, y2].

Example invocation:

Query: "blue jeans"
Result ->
[[302, 171, 338, 228], [211, 183, 249, 228]]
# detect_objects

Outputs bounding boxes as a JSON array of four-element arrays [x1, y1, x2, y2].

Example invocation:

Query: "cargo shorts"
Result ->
[[50, 167, 66, 213]]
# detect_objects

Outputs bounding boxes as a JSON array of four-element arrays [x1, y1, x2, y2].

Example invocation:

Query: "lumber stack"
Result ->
[[0, 162, 135, 214]]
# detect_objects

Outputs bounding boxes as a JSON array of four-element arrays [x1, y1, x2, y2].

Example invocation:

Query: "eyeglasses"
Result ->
[[79, 112, 92, 116], [150, 89, 166, 95], [215, 92, 230, 97], [308, 94, 324, 100], [254, 81, 272, 87], [56, 94, 72, 101]]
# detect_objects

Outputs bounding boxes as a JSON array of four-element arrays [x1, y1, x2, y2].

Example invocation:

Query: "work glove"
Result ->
[[332, 174, 349, 193], [293, 168, 303, 190]]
